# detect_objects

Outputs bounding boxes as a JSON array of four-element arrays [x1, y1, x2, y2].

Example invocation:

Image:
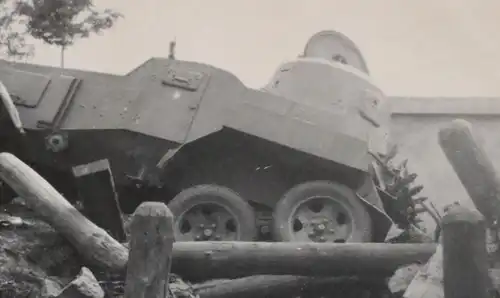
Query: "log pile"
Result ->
[[1, 118, 500, 298], [0, 152, 435, 298], [0, 197, 435, 298]]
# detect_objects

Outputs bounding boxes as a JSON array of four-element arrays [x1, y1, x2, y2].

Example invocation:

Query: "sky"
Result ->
[[18, 0, 500, 97]]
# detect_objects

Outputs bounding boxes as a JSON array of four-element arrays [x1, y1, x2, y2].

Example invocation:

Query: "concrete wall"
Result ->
[[387, 97, 500, 225]]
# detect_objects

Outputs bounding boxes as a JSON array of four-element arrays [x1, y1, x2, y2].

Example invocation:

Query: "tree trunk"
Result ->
[[61, 45, 65, 68]]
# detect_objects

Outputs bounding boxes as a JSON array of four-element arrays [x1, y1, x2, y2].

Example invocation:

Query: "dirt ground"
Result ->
[[0, 202, 82, 297]]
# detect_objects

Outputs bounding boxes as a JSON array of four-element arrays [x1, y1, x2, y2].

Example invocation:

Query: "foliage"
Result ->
[[372, 145, 440, 231], [371, 146, 443, 243], [0, 1, 34, 58], [0, 0, 122, 58]]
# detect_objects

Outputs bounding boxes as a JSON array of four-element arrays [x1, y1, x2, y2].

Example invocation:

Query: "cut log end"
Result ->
[[124, 202, 174, 298], [438, 119, 473, 144], [448, 118, 473, 129], [438, 118, 473, 135], [133, 201, 174, 218], [441, 205, 485, 225]]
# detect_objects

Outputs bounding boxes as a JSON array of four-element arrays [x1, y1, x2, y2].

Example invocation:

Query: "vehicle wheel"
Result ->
[[167, 184, 257, 241], [272, 180, 372, 243]]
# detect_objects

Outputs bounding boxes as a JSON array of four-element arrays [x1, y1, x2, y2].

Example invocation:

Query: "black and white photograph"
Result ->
[[0, 1, 499, 297]]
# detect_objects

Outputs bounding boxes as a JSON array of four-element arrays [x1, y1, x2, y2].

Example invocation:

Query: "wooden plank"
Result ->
[[72, 159, 126, 242]]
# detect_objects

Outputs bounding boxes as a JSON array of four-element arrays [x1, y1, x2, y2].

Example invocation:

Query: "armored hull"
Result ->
[[0, 30, 398, 243]]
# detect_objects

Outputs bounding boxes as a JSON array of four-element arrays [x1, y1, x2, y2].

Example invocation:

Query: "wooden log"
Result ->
[[442, 206, 491, 298], [197, 275, 388, 298], [124, 202, 174, 298], [170, 241, 436, 281], [197, 276, 321, 298], [0, 152, 129, 272], [72, 159, 126, 242], [438, 119, 500, 225]]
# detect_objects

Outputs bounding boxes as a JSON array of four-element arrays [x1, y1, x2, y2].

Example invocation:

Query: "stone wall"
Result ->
[[387, 97, 500, 227]]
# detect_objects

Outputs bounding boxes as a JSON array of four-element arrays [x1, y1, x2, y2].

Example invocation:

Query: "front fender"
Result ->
[[356, 175, 393, 242]]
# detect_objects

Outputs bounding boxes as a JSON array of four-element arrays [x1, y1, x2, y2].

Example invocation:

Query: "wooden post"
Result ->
[[72, 159, 126, 242], [438, 119, 500, 226], [442, 206, 490, 298], [124, 202, 174, 298]]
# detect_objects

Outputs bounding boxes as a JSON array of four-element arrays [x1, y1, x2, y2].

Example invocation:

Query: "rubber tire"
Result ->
[[272, 180, 373, 243], [167, 184, 257, 241]]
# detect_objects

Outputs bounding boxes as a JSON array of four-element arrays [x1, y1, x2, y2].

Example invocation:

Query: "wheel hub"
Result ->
[[305, 217, 338, 242], [203, 228, 213, 237], [193, 222, 222, 240], [316, 223, 325, 231], [290, 196, 352, 243], [176, 203, 238, 241]]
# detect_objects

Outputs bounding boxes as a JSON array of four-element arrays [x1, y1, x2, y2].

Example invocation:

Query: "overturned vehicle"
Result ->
[[0, 30, 425, 244]]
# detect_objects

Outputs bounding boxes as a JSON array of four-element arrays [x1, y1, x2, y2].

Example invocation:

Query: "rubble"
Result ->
[[0, 202, 81, 297], [0, 201, 198, 298], [387, 264, 422, 295], [56, 267, 104, 298]]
